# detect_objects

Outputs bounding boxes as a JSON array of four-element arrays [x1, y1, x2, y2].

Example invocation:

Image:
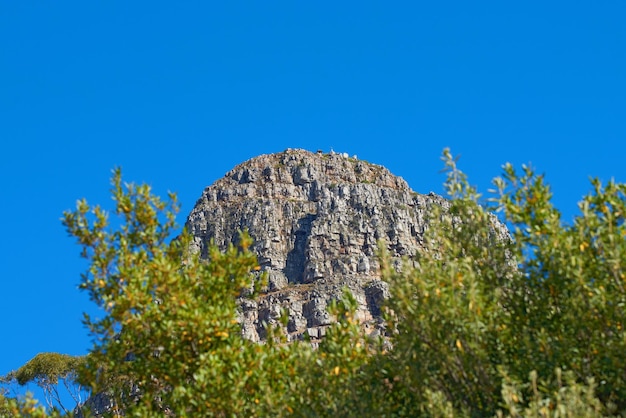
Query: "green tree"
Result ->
[[61, 168, 329, 416], [380, 149, 517, 415], [1, 353, 86, 416], [0, 391, 54, 418], [63, 169, 251, 415], [5, 151, 626, 416], [376, 149, 626, 416], [288, 291, 385, 417], [495, 162, 626, 408], [59, 168, 386, 417]]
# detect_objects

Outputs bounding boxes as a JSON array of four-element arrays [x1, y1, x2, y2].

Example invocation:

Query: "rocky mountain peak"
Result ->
[[185, 148, 448, 342]]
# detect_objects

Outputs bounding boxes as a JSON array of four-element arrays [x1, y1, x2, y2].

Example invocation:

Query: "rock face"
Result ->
[[186, 149, 449, 343]]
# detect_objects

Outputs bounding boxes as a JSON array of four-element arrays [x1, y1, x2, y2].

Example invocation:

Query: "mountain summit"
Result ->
[[185, 148, 448, 342]]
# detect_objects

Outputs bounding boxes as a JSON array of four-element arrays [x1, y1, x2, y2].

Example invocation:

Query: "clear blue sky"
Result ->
[[1, 0, 624, 400]]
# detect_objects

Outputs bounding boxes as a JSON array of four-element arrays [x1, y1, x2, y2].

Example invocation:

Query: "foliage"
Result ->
[[494, 161, 626, 407], [287, 292, 387, 417], [6, 353, 84, 388], [375, 148, 626, 416], [61, 168, 285, 416], [5, 151, 626, 416], [498, 369, 604, 418], [1, 353, 86, 416], [0, 391, 57, 418]]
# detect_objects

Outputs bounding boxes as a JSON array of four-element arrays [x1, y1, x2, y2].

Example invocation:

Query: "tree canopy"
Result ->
[[2, 150, 625, 416]]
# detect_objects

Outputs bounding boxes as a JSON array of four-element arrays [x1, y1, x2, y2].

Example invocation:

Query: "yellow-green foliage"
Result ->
[[0, 391, 56, 418], [3, 151, 625, 416], [8, 353, 84, 387], [378, 149, 626, 416], [1, 353, 85, 415]]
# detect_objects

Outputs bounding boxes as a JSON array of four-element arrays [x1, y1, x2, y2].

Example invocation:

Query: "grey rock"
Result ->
[[76, 149, 510, 416], [185, 148, 457, 341]]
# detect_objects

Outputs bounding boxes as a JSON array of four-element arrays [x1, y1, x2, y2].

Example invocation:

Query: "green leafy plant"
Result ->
[[376, 148, 625, 416], [3, 150, 626, 416], [1, 353, 86, 415]]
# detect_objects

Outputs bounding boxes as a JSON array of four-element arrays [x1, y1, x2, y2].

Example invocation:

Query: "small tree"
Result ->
[[0, 390, 53, 418], [378, 149, 626, 416], [380, 149, 516, 415], [493, 163, 626, 413], [1, 352, 86, 415], [62, 168, 320, 416]]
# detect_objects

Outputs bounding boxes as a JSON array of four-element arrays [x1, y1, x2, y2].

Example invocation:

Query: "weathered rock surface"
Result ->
[[186, 148, 450, 343], [76, 149, 510, 416]]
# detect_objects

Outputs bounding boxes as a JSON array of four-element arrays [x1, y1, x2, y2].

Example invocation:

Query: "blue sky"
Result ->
[[1, 0, 625, 403]]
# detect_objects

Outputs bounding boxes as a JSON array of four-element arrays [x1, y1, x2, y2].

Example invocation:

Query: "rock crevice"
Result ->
[[186, 148, 448, 342]]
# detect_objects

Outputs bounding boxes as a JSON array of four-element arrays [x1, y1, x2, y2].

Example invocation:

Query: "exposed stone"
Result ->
[[77, 149, 510, 416], [185, 148, 453, 342]]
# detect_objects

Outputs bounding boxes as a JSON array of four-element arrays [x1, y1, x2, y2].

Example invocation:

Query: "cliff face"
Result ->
[[186, 149, 449, 342]]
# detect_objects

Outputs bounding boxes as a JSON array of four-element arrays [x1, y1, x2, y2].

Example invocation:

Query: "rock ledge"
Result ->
[[186, 148, 448, 342]]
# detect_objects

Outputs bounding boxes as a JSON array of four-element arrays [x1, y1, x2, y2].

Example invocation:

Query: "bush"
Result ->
[[4, 150, 625, 416]]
